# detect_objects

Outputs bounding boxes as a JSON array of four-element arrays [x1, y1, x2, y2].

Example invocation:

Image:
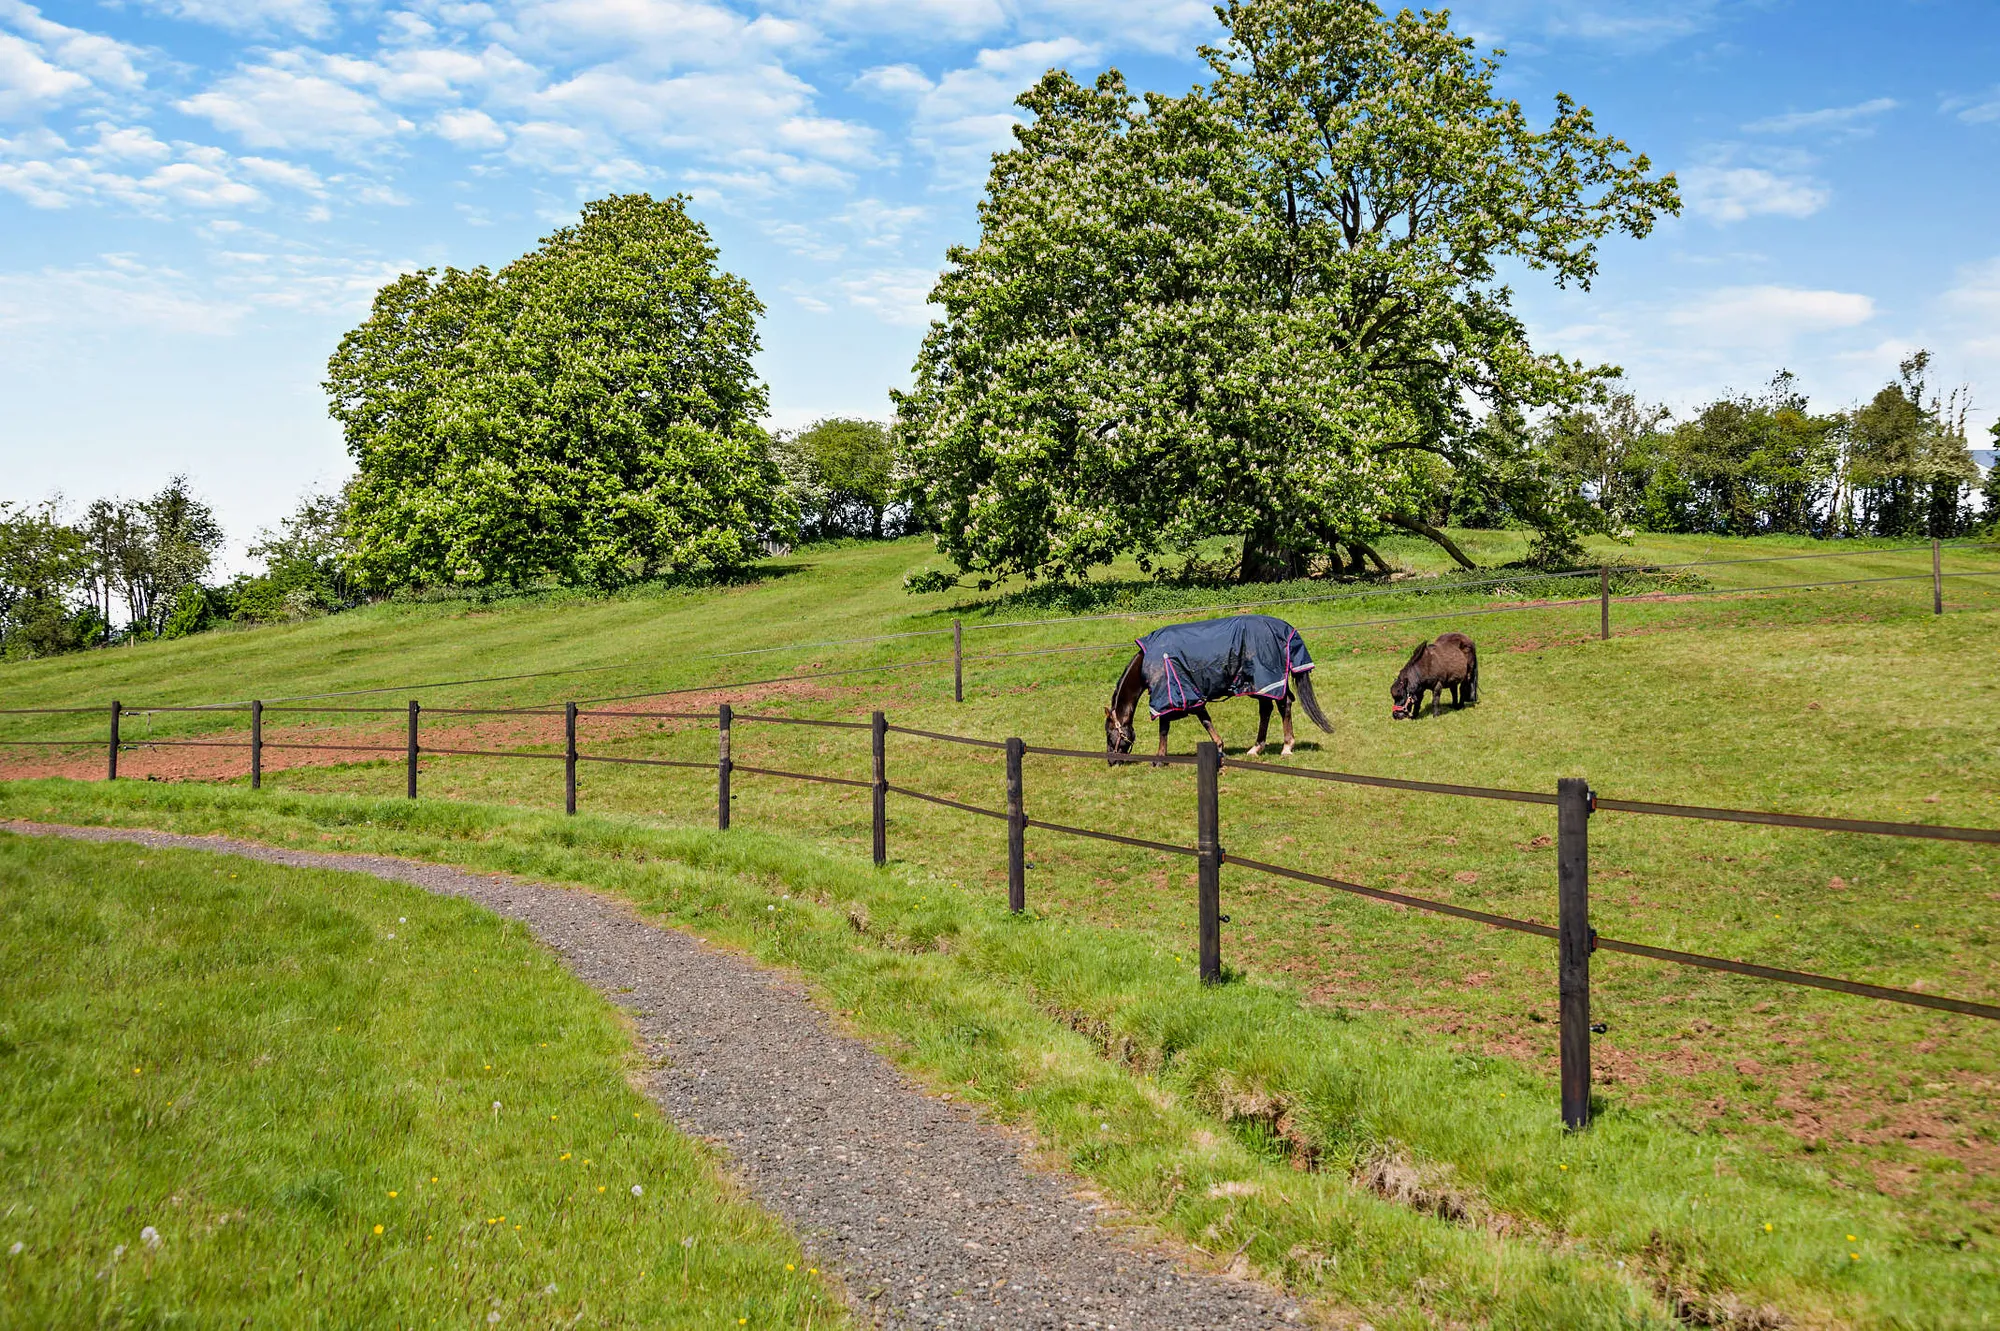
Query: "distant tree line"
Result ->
[[0, 479, 356, 661], [1461, 352, 1994, 552]]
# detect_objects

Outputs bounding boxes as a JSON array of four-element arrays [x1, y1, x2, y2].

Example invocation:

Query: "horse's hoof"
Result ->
[[1246, 745, 1263, 757], [1281, 745, 1295, 756]]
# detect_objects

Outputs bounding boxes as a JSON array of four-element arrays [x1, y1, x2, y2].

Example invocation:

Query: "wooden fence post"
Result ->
[[717, 703, 732, 830], [1557, 776, 1594, 1130], [1006, 737, 1025, 912], [406, 701, 420, 800], [1197, 740, 1222, 985], [954, 619, 964, 703], [871, 710, 888, 866], [107, 700, 120, 781], [564, 702, 579, 816], [1934, 538, 1943, 615], [1599, 566, 1611, 640], [250, 699, 262, 790]]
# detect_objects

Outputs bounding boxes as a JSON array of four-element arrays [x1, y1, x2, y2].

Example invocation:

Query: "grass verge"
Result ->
[[0, 830, 847, 1328], [6, 780, 1994, 1328]]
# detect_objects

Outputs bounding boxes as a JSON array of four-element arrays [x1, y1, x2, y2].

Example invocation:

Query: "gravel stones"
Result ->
[[5, 822, 1300, 1329]]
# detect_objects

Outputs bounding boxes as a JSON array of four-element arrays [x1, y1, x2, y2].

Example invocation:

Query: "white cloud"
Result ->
[[1743, 97, 1897, 135], [89, 122, 172, 160], [854, 63, 934, 98], [504, 0, 808, 69], [1945, 87, 2000, 125], [1680, 164, 1828, 222], [0, 31, 89, 118], [133, 0, 336, 38], [237, 154, 324, 193], [433, 106, 507, 148], [906, 37, 1098, 185], [834, 265, 938, 326], [0, 1, 146, 91], [0, 2, 146, 121], [0, 258, 250, 334], [1666, 285, 1875, 342], [180, 53, 416, 152]]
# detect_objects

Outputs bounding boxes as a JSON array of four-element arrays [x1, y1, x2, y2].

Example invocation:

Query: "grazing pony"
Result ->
[[1105, 614, 1332, 763], [1390, 632, 1478, 719]]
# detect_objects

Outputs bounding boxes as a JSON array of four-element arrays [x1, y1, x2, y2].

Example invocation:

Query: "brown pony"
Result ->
[[1390, 633, 1478, 719]]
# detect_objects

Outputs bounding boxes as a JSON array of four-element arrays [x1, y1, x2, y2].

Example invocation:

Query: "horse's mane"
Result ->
[[1401, 639, 1430, 671], [1111, 650, 1144, 715]]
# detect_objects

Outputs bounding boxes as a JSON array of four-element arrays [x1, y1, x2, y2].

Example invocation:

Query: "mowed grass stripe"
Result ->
[[0, 833, 847, 1329]]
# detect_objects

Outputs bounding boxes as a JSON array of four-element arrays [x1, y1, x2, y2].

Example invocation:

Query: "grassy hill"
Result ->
[[5, 528, 1999, 1327]]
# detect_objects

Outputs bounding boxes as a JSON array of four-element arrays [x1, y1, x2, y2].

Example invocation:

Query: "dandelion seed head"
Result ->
[[113, 1245, 126, 1260], [631, 1185, 643, 1197], [8, 1242, 21, 1256]]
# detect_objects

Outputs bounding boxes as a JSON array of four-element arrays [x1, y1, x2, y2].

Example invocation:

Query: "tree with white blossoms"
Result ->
[[328, 194, 789, 592], [894, 0, 1681, 582]]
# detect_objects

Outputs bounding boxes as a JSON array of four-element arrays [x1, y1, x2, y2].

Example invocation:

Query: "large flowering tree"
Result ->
[[895, 0, 1679, 581], [328, 194, 789, 592]]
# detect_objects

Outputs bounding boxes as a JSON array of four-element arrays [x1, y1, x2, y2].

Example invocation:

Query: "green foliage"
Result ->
[[327, 194, 791, 592], [1843, 351, 1979, 539], [0, 834, 846, 1327], [1981, 422, 2000, 532], [159, 583, 227, 639], [0, 500, 95, 659], [773, 417, 899, 541], [894, 0, 1678, 584], [228, 488, 359, 623], [1648, 372, 1842, 537]]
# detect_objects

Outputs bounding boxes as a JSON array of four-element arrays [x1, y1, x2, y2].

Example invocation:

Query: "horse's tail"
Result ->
[[1293, 669, 1334, 732], [1468, 642, 1479, 702]]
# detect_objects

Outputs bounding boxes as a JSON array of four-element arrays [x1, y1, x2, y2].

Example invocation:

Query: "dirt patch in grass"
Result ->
[[0, 677, 844, 784]]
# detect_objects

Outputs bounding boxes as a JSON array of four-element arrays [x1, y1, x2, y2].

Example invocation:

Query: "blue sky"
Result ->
[[3, 0, 1997, 564]]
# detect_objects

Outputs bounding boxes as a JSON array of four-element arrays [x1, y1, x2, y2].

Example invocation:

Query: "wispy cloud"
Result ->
[[1680, 164, 1828, 223], [1744, 96, 1897, 135], [1942, 86, 2000, 125]]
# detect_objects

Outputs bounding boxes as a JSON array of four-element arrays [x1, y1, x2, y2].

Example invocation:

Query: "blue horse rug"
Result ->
[[1135, 614, 1315, 720]]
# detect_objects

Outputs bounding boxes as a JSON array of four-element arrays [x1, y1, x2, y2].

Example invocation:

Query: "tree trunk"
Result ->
[[1240, 527, 1312, 582], [1352, 540, 1392, 575], [1387, 513, 1478, 570]]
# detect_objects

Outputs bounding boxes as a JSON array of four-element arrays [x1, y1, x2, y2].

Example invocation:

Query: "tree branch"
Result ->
[[1388, 512, 1478, 570]]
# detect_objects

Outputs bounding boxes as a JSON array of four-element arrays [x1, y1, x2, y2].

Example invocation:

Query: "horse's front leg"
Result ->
[[1154, 717, 1171, 767], [1193, 705, 1226, 755], [1279, 695, 1295, 755], [1248, 698, 1272, 756]]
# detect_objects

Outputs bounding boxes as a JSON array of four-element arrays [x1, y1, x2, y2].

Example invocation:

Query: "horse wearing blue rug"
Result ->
[[1105, 614, 1333, 764]]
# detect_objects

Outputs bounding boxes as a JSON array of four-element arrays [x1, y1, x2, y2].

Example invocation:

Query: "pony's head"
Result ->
[[1390, 641, 1427, 719], [1104, 706, 1135, 762]]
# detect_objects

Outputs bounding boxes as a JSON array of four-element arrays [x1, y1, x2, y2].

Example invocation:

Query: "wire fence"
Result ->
[[7, 538, 1991, 724], [5, 659, 1997, 1130]]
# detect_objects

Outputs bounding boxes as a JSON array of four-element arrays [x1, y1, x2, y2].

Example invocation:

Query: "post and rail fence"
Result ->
[[4, 537, 2000, 1130], [8, 682, 2000, 1132]]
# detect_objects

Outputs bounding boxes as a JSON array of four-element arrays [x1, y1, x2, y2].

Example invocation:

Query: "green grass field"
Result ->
[[0, 832, 848, 1329], [4, 528, 1999, 1327]]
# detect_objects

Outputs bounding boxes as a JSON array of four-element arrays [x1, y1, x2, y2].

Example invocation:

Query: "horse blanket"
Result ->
[[1135, 614, 1315, 720]]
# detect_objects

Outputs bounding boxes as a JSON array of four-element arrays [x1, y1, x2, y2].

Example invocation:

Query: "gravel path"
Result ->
[[4, 821, 1301, 1330]]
